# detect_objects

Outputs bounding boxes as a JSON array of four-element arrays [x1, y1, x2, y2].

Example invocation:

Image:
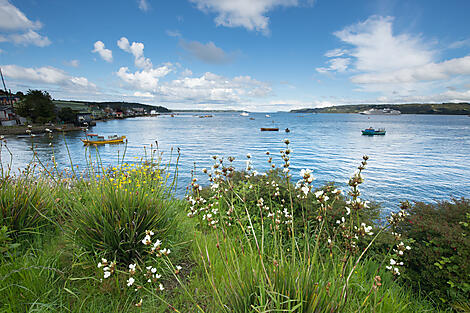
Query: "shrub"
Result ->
[[397, 198, 470, 306], [64, 163, 181, 264], [0, 177, 55, 236]]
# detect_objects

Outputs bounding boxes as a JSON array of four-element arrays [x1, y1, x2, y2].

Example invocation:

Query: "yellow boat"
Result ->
[[81, 134, 126, 145]]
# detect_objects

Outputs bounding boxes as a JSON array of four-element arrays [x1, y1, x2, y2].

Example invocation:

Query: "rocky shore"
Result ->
[[0, 124, 85, 136]]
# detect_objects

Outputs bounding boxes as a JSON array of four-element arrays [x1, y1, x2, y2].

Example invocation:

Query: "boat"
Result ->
[[260, 128, 279, 131], [81, 134, 126, 145], [359, 108, 401, 115], [265, 114, 271, 118], [249, 117, 255, 120], [362, 128, 386, 135], [240, 112, 249, 116]]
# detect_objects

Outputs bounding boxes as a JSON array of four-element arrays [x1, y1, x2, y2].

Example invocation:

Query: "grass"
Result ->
[[0, 137, 459, 312]]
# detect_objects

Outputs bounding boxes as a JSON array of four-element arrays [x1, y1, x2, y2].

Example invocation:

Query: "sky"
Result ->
[[1, 0, 470, 111]]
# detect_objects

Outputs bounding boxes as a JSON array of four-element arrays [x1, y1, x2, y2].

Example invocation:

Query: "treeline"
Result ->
[[291, 103, 470, 115], [58, 100, 171, 113]]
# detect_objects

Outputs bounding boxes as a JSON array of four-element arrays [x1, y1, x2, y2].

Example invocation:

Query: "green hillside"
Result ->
[[291, 103, 470, 115]]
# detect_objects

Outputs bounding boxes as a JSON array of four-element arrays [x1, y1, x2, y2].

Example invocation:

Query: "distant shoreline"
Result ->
[[291, 103, 470, 115]]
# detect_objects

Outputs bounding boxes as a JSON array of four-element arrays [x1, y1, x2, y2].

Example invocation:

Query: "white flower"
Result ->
[[129, 264, 136, 271], [104, 271, 111, 279], [314, 190, 323, 198], [151, 267, 157, 273], [98, 258, 108, 268], [176, 265, 182, 271], [142, 234, 152, 245], [127, 277, 135, 286], [301, 185, 309, 196], [390, 259, 396, 265], [345, 207, 351, 215], [159, 283, 164, 291], [406, 246, 411, 250]]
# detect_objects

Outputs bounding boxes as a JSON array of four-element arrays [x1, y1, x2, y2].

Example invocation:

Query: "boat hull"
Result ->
[[362, 130, 386, 135], [260, 128, 279, 131], [81, 136, 126, 145]]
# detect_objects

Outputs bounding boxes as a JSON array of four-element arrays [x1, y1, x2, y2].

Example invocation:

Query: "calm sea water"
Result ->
[[2, 113, 469, 212]]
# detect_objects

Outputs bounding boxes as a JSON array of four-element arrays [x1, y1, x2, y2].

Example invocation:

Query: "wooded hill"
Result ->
[[291, 103, 470, 115]]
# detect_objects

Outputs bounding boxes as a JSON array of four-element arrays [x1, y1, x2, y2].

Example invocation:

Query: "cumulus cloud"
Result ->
[[92, 41, 113, 62], [189, 0, 305, 34], [117, 37, 152, 69], [0, 0, 50, 47], [157, 72, 272, 103], [180, 40, 234, 64], [1, 64, 96, 89], [318, 15, 470, 102], [116, 64, 173, 91]]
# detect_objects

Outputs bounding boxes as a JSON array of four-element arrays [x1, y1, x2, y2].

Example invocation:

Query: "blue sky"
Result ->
[[1, 0, 470, 111]]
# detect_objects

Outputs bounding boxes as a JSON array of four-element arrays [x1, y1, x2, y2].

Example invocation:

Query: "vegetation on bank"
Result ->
[[291, 103, 470, 115], [0, 136, 468, 312]]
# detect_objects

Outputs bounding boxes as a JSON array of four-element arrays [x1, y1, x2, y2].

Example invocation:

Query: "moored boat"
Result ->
[[362, 128, 386, 135], [81, 134, 126, 145], [260, 127, 279, 131]]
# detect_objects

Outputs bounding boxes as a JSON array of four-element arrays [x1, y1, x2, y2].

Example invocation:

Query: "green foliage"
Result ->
[[397, 198, 470, 306], [0, 177, 55, 236], [57, 107, 76, 123], [64, 164, 180, 264], [15, 89, 56, 123]]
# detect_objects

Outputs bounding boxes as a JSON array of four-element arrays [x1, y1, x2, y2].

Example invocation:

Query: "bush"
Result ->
[[397, 198, 470, 306], [0, 177, 55, 236], [64, 163, 181, 264]]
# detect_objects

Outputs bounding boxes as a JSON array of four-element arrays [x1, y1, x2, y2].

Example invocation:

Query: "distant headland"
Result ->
[[291, 103, 470, 115]]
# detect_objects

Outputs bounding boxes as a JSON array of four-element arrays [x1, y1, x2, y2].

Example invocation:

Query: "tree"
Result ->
[[15, 90, 56, 123], [58, 107, 76, 123]]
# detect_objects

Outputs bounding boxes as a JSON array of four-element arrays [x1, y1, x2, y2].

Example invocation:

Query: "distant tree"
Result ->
[[58, 107, 76, 123], [15, 91, 24, 98], [15, 90, 56, 123]]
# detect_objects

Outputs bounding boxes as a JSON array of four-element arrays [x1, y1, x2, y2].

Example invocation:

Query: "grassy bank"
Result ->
[[0, 137, 468, 312]]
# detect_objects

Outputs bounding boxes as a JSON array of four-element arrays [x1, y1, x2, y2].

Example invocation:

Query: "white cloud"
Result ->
[[92, 41, 113, 63], [180, 40, 234, 64], [138, 0, 149, 12], [1, 64, 96, 89], [156, 72, 271, 104], [318, 15, 470, 102], [117, 37, 152, 69], [324, 48, 348, 58], [334, 16, 433, 73], [116, 65, 173, 91], [0, 0, 41, 31], [9, 29, 50, 47], [134, 91, 154, 98], [64, 59, 80, 67], [316, 58, 350, 73], [189, 0, 304, 34], [0, 0, 50, 47]]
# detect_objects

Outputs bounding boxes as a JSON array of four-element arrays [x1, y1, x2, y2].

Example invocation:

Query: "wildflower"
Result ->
[[142, 234, 152, 245], [98, 258, 108, 268], [145, 230, 155, 236], [135, 299, 143, 307], [159, 283, 164, 291], [103, 271, 111, 279], [129, 263, 137, 274], [175, 265, 182, 274], [127, 277, 135, 286]]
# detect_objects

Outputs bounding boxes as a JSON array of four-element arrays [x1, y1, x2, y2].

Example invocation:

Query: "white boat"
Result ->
[[359, 108, 401, 115], [240, 112, 249, 116], [265, 114, 271, 117]]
